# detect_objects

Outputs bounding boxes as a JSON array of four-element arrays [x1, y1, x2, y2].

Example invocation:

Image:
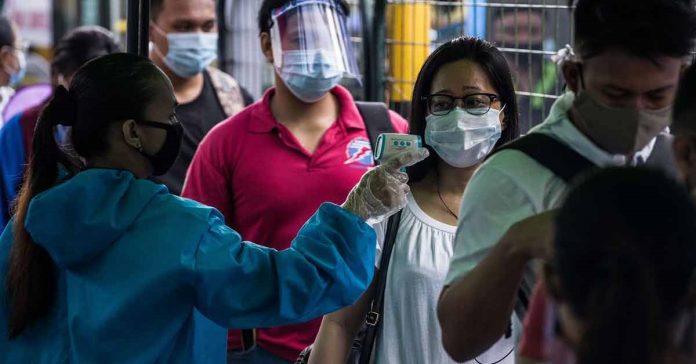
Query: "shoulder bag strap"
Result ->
[[358, 210, 403, 364]]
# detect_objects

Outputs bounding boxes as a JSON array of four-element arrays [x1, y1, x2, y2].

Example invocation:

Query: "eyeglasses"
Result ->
[[421, 93, 501, 116]]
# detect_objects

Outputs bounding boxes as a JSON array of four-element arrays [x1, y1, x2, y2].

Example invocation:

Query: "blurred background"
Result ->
[[4, 0, 574, 133]]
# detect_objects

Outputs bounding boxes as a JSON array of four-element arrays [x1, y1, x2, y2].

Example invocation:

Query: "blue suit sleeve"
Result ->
[[189, 202, 376, 329]]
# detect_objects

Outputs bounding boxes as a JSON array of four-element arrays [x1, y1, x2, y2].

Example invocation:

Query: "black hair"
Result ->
[[0, 16, 15, 48], [407, 37, 520, 182], [258, 0, 350, 34], [570, 0, 696, 60], [151, 0, 164, 21], [673, 64, 696, 135], [6, 53, 170, 338], [554, 167, 696, 364], [52, 26, 120, 79]]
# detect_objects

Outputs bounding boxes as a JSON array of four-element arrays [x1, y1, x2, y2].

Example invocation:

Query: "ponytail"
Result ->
[[6, 86, 81, 338], [5, 53, 189, 338], [575, 250, 667, 364]]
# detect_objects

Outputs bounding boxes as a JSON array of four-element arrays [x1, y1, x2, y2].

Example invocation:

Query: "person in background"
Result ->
[[489, 1, 559, 133], [149, 0, 254, 195], [0, 26, 119, 229], [437, 0, 696, 361], [308, 37, 520, 364], [0, 15, 25, 125], [182, 0, 409, 362], [535, 167, 696, 364], [19, 45, 50, 86], [0, 52, 427, 363], [517, 61, 696, 364]]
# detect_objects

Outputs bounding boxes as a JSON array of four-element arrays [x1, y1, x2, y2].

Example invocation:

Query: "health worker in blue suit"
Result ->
[[0, 53, 427, 364]]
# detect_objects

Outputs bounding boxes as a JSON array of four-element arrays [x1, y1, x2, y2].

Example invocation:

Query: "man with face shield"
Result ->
[[148, 0, 254, 195], [437, 0, 696, 362], [182, 1, 408, 363], [270, 0, 357, 103]]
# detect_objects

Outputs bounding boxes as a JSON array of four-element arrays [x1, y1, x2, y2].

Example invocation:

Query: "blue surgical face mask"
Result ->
[[278, 49, 344, 103], [154, 27, 218, 78], [8, 51, 25, 87]]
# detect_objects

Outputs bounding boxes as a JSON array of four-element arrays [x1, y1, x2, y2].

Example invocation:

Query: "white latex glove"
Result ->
[[342, 148, 429, 224]]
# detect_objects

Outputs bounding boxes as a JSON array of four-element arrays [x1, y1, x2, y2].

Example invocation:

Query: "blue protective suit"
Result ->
[[0, 169, 375, 363]]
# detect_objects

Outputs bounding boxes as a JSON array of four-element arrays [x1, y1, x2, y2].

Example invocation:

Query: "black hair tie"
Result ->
[[52, 85, 77, 126]]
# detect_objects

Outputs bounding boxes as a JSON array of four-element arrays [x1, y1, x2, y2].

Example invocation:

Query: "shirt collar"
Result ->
[[532, 92, 661, 167], [248, 87, 280, 133], [248, 85, 365, 134]]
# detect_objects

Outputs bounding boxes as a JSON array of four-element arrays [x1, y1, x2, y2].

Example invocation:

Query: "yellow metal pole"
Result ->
[[387, 1, 431, 103]]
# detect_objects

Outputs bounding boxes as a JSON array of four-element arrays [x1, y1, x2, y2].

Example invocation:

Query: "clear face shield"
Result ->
[[270, 0, 361, 102]]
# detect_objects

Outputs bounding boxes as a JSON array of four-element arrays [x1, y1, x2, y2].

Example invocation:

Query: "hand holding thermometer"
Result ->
[[374, 133, 423, 162]]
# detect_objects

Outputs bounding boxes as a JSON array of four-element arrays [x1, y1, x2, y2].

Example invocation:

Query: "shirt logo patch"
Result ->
[[345, 137, 374, 166]]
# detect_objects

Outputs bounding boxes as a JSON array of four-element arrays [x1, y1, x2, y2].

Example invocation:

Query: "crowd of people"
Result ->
[[0, 0, 695, 363]]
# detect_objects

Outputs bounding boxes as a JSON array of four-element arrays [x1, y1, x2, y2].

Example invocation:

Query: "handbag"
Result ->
[[296, 210, 403, 364]]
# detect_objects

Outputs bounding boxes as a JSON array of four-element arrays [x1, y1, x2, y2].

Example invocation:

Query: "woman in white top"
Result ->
[[308, 36, 521, 364]]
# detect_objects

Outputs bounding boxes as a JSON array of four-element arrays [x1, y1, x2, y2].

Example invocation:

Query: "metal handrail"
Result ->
[[126, 0, 150, 56]]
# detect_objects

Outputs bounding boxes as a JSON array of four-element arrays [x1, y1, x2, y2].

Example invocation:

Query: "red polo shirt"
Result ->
[[182, 85, 408, 361]]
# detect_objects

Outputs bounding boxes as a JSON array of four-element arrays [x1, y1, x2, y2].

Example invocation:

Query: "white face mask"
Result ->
[[425, 107, 503, 168]]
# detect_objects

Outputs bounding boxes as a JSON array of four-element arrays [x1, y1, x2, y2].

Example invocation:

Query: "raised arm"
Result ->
[[190, 149, 428, 329], [437, 164, 554, 362]]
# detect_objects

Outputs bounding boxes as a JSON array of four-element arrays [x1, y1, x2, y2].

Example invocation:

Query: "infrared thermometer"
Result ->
[[374, 133, 423, 162]]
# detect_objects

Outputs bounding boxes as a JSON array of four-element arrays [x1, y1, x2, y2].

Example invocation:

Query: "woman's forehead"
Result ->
[[431, 60, 495, 94]]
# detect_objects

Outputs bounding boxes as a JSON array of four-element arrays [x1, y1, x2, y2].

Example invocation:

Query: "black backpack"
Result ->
[[356, 101, 396, 155], [489, 133, 597, 319]]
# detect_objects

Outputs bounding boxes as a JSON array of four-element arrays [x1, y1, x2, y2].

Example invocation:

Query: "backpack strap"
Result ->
[[358, 210, 403, 364], [491, 133, 597, 184], [356, 101, 395, 157], [206, 67, 245, 118], [490, 133, 597, 320]]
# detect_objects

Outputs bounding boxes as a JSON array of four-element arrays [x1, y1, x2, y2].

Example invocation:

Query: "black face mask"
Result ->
[[135, 118, 184, 176]]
